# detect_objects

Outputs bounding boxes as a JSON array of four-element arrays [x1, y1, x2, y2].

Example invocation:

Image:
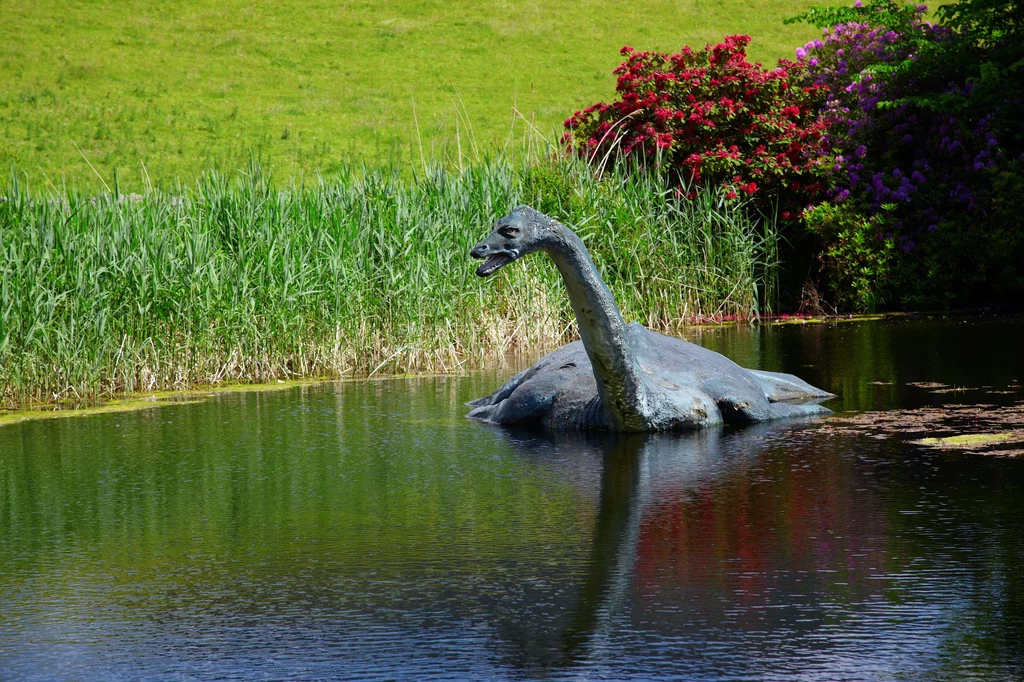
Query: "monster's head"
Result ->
[[470, 205, 553, 277]]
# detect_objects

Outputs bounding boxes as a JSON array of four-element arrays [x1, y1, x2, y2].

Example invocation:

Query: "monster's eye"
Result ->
[[499, 226, 519, 238]]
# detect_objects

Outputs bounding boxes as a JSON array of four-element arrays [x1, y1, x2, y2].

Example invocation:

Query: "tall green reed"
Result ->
[[0, 154, 779, 408]]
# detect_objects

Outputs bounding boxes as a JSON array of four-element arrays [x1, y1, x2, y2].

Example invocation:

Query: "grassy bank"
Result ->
[[0, 0, 843, 189], [0, 154, 779, 409]]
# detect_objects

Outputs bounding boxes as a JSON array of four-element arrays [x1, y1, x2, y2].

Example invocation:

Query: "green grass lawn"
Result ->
[[1, 0, 842, 190]]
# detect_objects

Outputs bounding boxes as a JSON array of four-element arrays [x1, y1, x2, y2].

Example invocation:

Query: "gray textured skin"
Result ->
[[468, 206, 835, 431]]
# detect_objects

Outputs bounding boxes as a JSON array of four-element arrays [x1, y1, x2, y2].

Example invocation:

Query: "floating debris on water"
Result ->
[[822, 399, 1024, 457], [906, 381, 949, 389]]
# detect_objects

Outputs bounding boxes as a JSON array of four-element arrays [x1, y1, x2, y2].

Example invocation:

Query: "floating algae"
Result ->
[[910, 432, 1023, 450]]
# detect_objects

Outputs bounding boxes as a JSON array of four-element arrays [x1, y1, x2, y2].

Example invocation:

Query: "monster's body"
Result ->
[[468, 323, 831, 430], [468, 206, 833, 432]]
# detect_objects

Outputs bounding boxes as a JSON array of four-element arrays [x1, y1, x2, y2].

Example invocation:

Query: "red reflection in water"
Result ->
[[634, 447, 890, 626]]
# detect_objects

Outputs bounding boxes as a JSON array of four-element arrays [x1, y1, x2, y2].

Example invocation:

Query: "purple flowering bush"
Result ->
[[789, 0, 1024, 310]]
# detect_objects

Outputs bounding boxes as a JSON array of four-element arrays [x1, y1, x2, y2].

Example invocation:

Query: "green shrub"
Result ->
[[803, 199, 896, 311]]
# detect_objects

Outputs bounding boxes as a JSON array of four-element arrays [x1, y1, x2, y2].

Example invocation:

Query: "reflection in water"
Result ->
[[687, 314, 1024, 412], [1, 317, 1024, 680], [489, 430, 649, 671], [489, 421, 889, 676], [559, 433, 642, 664]]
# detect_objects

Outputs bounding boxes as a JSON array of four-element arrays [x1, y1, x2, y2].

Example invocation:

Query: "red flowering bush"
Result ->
[[564, 36, 834, 214]]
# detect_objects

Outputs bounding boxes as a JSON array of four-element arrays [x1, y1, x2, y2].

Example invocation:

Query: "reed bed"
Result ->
[[0, 155, 779, 409]]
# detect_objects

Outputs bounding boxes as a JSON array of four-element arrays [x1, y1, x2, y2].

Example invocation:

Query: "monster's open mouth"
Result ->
[[475, 253, 514, 277]]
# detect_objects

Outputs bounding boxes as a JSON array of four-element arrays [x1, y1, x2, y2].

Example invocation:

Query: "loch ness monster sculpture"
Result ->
[[467, 206, 834, 431]]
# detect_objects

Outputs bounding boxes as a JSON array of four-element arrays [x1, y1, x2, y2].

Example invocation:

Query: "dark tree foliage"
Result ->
[[932, 0, 1024, 149]]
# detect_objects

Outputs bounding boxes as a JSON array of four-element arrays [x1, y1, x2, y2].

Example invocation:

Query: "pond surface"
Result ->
[[2, 316, 1023, 681]]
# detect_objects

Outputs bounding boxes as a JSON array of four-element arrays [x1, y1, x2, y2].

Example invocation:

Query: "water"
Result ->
[[2, 316, 1023, 681]]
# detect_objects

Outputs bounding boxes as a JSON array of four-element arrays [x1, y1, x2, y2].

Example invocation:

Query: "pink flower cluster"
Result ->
[[564, 35, 834, 212]]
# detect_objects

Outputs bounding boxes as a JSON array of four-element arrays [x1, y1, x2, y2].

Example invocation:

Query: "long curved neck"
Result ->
[[544, 223, 647, 430]]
